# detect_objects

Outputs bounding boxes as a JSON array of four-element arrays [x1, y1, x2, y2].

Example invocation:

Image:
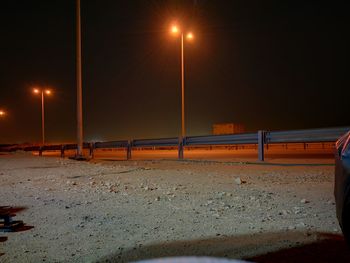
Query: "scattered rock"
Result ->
[[234, 177, 246, 185], [296, 222, 306, 228], [327, 200, 335, 205], [205, 200, 213, 206], [279, 210, 289, 216], [300, 199, 309, 204], [234, 178, 242, 185], [217, 192, 226, 197]]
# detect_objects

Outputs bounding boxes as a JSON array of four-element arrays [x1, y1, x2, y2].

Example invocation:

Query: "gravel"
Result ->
[[0, 152, 344, 262]]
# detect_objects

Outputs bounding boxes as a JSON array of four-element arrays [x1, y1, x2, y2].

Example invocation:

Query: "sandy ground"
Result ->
[[1, 151, 350, 262]]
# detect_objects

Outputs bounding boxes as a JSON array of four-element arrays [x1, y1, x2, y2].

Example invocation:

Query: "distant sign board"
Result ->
[[212, 123, 245, 135]]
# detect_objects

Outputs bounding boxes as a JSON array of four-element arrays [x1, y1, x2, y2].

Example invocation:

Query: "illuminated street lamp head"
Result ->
[[33, 88, 52, 96], [186, 32, 194, 40], [171, 25, 179, 35], [0, 110, 5, 117]]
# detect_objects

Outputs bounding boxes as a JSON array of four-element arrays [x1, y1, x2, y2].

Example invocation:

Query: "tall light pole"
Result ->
[[33, 88, 52, 145], [181, 31, 185, 138], [76, 0, 84, 158], [171, 25, 194, 138]]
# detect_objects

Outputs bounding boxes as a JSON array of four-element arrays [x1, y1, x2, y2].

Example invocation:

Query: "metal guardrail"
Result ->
[[132, 137, 179, 147], [1, 126, 349, 161], [266, 127, 350, 144], [94, 140, 129, 149], [42, 145, 62, 151], [185, 133, 258, 146], [23, 146, 40, 152]]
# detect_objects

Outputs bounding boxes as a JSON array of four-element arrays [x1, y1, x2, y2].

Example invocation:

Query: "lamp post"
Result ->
[[76, 0, 84, 158], [170, 25, 194, 138], [0, 110, 5, 118], [33, 88, 52, 145]]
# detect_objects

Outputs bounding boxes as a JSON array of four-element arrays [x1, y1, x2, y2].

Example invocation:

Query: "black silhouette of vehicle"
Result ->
[[335, 131, 350, 243]]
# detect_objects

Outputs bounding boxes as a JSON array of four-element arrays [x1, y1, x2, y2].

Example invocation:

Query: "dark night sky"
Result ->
[[0, 0, 349, 144]]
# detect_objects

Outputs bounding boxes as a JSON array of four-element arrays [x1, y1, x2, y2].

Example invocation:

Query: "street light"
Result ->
[[33, 87, 52, 145], [170, 24, 194, 138], [0, 110, 5, 117], [76, 0, 84, 159]]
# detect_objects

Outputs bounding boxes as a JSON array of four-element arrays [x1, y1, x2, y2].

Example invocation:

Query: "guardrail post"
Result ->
[[89, 142, 95, 159], [258, 130, 266, 161], [127, 141, 132, 160], [178, 137, 184, 159], [39, 146, 43, 157], [60, 145, 65, 158]]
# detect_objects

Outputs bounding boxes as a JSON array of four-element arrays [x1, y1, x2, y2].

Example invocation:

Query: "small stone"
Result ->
[[300, 199, 309, 204], [206, 200, 213, 206], [296, 222, 306, 228], [218, 192, 226, 197], [155, 196, 160, 201], [234, 178, 242, 185]]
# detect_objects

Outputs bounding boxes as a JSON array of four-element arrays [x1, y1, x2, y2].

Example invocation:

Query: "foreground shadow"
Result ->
[[0, 206, 27, 214], [0, 206, 34, 257], [0, 236, 7, 257], [250, 233, 349, 263], [0, 206, 34, 232], [97, 231, 350, 263]]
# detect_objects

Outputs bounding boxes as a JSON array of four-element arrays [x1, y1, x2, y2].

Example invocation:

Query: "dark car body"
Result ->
[[335, 131, 350, 242]]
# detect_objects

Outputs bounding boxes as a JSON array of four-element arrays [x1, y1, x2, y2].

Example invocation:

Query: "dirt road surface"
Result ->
[[1, 152, 349, 262]]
